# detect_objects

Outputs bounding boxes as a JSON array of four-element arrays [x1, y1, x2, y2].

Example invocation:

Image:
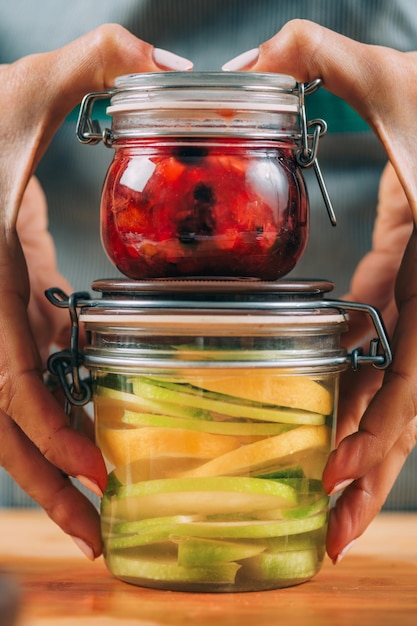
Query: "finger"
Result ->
[[48, 381, 95, 442], [0, 224, 105, 491], [335, 160, 413, 432], [0, 410, 102, 557], [17, 177, 74, 362], [323, 234, 417, 495], [1, 24, 192, 223], [9, 373, 106, 491], [324, 370, 415, 496], [252, 20, 404, 123], [0, 24, 176, 491], [251, 20, 417, 219], [0, 284, 106, 491], [326, 416, 417, 563], [337, 365, 384, 445], [341, 161, 412, 348]]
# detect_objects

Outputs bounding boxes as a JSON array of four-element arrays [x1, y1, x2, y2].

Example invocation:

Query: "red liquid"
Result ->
[[101, 140, 308, 280]]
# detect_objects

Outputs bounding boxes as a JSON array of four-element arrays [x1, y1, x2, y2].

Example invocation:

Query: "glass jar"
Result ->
[[46, 278, 391, 592], [77, 73, 332, 280]]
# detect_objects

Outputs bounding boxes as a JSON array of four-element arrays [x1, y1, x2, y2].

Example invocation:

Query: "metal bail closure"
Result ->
[[44, 284, 392, 416], [296, 80, 337, 227], [76, 77, 336, 228], [45, 288, 92, 409], [76, 90, 114, 146], [322, 299, 392, 370]]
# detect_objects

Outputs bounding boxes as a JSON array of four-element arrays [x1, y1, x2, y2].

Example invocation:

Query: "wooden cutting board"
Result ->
[[0, 510, 416, 626]]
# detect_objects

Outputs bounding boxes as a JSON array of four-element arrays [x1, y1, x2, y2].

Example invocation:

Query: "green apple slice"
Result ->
[[132, 377, 325, 426], [95, 385, 212, 421], [106, 511, 327, 550], [282, 495, 328, 520], [102, 476, 297, 521], [262, 526, 326, 552], [177, 537, 266, 566], [275, 478, 323, 493], [121, 409, 297, 437], [227, 492, 328, 522], [245, 548, 319, 580], [256, 466, 305, 480], [112, 476, 298, 501], [106, 552, 240, 584]]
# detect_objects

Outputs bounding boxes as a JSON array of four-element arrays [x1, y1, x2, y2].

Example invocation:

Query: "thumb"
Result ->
[[250, 20, 417, 220], [1, 24, 192, 226]]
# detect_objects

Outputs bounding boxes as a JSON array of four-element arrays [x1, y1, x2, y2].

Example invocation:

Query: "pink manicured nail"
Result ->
[[153, 48, 193, 71], [333, 539, 356, 565], [75, 475, 103, 498], [222, 48, 259, 71], [328, 478, 354, 496], [71, 536, 95, 561]]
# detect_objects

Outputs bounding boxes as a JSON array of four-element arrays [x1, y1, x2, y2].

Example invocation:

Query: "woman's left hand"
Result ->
[[0, 24, 191, 558]]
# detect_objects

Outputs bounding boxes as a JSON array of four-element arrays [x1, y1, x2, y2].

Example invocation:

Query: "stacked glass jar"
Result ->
[[47, 72, 390, 591]]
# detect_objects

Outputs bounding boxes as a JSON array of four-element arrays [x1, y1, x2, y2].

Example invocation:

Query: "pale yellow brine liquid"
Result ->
[[95, 368, 336, 591]]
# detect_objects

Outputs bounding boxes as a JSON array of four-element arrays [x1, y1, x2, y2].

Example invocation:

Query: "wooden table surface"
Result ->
[[0, 509, 416, 626]]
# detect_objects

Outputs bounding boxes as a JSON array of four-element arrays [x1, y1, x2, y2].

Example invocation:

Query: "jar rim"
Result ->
[[79, 311, 348, 329], [90, 278, 335, 298], [112, 71, 297, 92], [107, 71, 300, 116]]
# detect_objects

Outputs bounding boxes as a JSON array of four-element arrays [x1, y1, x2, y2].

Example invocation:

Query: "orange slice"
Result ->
[[182, 372, 333, 415], [97, 426, 241, 467]]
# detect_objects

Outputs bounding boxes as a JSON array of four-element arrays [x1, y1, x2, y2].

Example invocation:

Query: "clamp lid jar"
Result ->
[[46, 278, 391, 592], [77, 73, 333, 281]]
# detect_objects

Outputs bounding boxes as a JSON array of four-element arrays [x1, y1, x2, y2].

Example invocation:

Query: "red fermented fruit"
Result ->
[[101, 140, 308, 280]]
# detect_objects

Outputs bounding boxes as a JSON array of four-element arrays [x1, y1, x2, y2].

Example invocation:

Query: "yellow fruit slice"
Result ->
[[114, 457, 206, 484], [179, 425, 331, 478], [182, 372, 333, 416], [98, 426, 242, 467]]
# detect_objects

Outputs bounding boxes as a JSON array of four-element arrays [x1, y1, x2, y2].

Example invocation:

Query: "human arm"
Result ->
[[0, 24, 191, 558], [223, 20, 417, 563]]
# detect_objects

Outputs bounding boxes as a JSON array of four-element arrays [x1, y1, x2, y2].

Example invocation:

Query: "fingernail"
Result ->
[[75, 475, 103, 498], [71, 536, 95, 561], [222, 48, 259, 72], [333, 539, 356, 565], [328, 478, 354, 496], [153, 48, 193, 71]]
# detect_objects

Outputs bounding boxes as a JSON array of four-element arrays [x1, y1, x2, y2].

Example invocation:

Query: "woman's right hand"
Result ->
[[223, 19, 417, 563]]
